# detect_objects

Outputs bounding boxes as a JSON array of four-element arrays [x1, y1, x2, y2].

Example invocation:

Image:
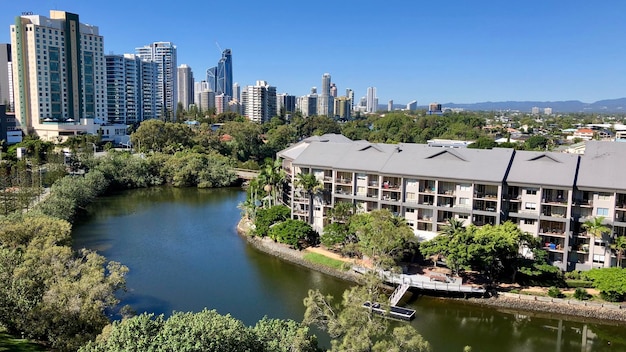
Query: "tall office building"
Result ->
[[366, 87, 377, 113], [318, 73, 333, 116], [216, 49, 232, 98], [11, 10, 107, 139], [136, 41, 177, 120], [105, 54, 157, 124], [330, 83, 337, 97], [0, 44, 11, 110], [206, 67, 217, 93], [276, 93, 296, 115], [199, 90, 215, 112], [244, 80, 276, 123], [388, 100, 393, 112], [406, 100, 417, 111], [345, 88, 354, 109], [232, 82, 241, 102], [177, 64, 194, 110], [333, 96, 351, 120]]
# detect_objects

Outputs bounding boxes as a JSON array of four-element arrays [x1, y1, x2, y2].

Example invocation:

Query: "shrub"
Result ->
[[268, 219, 317, 249], [547, 286, 562, 298], [253, 205, 290, 237], [565, 279, 594, 288], [574, 288, 589, 300], [564, 270, 582, 280]]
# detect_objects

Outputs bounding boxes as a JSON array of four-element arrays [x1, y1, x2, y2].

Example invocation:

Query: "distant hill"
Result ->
[[402, 98, 626, 113]]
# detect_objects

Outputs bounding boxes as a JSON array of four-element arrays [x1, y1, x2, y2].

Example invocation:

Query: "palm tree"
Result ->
[[258, 158, 286, 207], [295, 172, 323, 225], [439, 218, 465, 237], [611, 235, 626, 268], [583, 216, 611, 267]]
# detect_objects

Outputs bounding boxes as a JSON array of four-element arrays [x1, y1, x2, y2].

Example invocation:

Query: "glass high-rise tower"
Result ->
[[216, 49, 232, 98]]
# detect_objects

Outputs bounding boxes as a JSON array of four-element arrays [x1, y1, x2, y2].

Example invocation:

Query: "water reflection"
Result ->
[[72, 187, 626, 352]]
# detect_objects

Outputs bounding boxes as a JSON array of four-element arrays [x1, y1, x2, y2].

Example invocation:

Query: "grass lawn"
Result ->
[[0, 328, 46, 352], [303, 252, 345, 270]]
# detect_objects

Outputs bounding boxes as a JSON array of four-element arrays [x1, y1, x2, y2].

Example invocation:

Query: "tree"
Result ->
[[612, 235, 626, 268], [322, 202, 358, 250], [584, 267, 626, 302], [467, 136, 497, 149], [268, 219, 317, 249], [252, 317, 319, 352], [295, 172, 323, 225], [303, 273, 431, 352], [349, 209, 415, 269], [258, 158, 286, 207], [254, 205, 291, 237], [583, 217, 611, 267]]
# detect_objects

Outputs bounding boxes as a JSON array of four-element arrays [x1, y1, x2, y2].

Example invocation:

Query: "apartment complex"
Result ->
[[105, 54, 158, 124], [278, 135, 626, 271], [136, 42, 177, 120], [10, 11, 107, 139], [243, 80, 276, 123]]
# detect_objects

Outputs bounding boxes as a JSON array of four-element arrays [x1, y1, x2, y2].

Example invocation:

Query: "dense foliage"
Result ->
[[0, 213, 127, 351], [583, 267, 626, 302], [79, 310, 319, 352]]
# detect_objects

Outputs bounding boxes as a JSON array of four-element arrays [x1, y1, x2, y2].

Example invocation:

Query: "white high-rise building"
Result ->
[[406, 100, 417, 111], [318, 73, 333, 116], [105, 54, 157, 124], [366, 87, 377, 113], [11, 10, 107, 140], [136, 42, 177, 120], [388, 100, 393, 112], [232, 82, 241, 102], [244, 80, 276, 123], [177, 64, 194, 111]]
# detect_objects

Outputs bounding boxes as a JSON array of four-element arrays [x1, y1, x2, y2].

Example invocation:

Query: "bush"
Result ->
[[565, 279, 594, 288], [564, 270, 582, 280], [547, 286, 562, 298], [268, 219, 317, 249], [254, 205, 290, 237], [600, 291, 624, 302], [574, 288, 589, 300]]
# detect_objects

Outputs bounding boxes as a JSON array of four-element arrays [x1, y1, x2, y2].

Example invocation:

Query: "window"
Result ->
[[598, 193, 611, 201], [593, 254, 605, 263], [459, 184, 471, 191], [357, 186, 366, 195], [406, 192, 416, 201], [458, 214, 469, 220], [459, 198, 470, 205], [357, 173, 366, 180], [597, 208, 609, 216], [526, 189, 538, 195], [405, 208, 415, 213], [525, 202, 537, 210], [523, 219, 535, 225]]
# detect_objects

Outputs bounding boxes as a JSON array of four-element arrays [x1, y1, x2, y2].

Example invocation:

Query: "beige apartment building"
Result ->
[[278, 135, 626, 272]]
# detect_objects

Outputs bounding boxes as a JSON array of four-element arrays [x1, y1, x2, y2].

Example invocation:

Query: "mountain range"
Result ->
[[404, 97, 626, 113]]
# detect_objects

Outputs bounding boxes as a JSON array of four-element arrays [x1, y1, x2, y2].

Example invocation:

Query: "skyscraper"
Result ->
[[366, 87, 377, 113], [232, 82, 241, 102], [244, 80, 276, 123], [177, 64, 194, 110], [406, 100, 417, 111], [136, 42, 177, 120], [388, 100, 393, 112], [106, 54, 157, 124], [318, 73, 333, 116], [206, 67, 217, 93], [276, 93, 296, 116], [11, 10, 107, 139], [216, 49, 232, 98], [0, 44, 11, 110], [345, 88, 354, 110]]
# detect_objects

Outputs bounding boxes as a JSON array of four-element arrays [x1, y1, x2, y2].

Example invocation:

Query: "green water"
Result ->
[[72, 187, 626, 351]]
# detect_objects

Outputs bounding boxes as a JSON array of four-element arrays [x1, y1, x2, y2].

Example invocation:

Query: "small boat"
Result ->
[[362, 301, 416, 321]]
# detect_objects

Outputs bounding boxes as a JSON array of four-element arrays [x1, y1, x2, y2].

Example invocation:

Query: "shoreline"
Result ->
[[236, 218, 626, 324]]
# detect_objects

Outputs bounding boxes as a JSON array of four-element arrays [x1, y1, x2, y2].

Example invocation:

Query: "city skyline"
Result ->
[[2, 1, 626, 105]]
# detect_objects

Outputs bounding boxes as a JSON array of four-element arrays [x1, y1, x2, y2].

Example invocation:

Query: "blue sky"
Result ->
[[2, 0, 626, 105]]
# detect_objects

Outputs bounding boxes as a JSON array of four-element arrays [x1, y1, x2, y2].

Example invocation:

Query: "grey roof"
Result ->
[[577, 141, 626, 190], [277, 134, 353, 161], [282, 137, 515, 182], [506, 150, 579, 187], [383, 145, 514, 182]]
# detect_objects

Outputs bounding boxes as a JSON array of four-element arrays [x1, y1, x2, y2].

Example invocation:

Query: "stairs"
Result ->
[[389, 282, 410, 306]]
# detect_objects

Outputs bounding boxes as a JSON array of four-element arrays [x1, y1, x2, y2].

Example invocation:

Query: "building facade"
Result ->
[[366, 87, 377, 113], [216, 49, 232, 98], [318, 73, 333, 117], [278, 137, 626, 271], [177, 64, 194, 110], [105, 54, 158, 124], [11, 10, 107, 140], [0, 44, 11, 110], [244, 80, 276, 123], [136, 42, 177, 120]]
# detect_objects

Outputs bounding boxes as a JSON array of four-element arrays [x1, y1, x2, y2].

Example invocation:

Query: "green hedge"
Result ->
[[565, 279, 594, 288]]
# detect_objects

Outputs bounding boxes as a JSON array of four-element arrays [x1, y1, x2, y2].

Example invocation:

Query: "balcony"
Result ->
[[336, 178, 352, 185]]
